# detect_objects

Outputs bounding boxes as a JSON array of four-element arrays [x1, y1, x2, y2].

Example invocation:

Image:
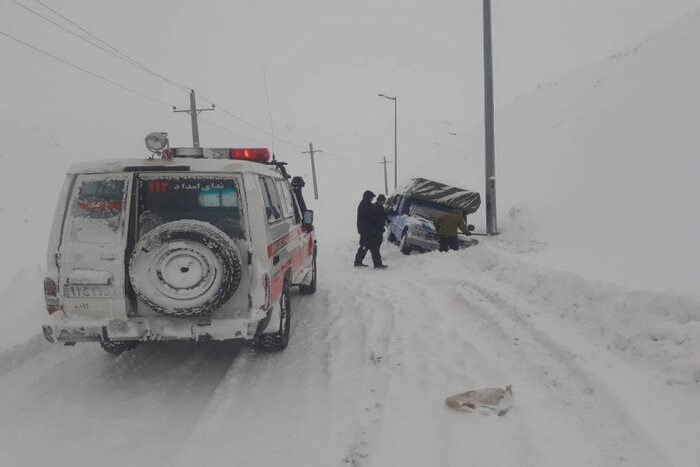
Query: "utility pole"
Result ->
[[393, 98, 397, 189], [302, 142, 320, 200], [378, 93, 398, 189], [379, 157, 392, 195], [483, 0, 498, 234], [173, 90, 215, 148]]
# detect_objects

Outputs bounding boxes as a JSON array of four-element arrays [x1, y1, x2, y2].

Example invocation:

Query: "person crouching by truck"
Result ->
[[434, 209, 471, 252]]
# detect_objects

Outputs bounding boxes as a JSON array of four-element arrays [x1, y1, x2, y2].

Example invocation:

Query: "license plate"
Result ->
[[63, 285, 116, 298]]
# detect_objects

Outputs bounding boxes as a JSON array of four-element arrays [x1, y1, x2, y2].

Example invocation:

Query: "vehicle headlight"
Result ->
[[410, 224, 433, 237], [409, 224, 423, 235]]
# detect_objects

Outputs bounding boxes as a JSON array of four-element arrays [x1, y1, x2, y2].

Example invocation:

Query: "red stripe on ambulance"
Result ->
[[266, 227, 302, 257]]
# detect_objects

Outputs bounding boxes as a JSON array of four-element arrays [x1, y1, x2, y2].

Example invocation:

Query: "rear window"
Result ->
[[137, 175, 245, 240], [67, 175, 129, 243], [411, 204, 451, 221]]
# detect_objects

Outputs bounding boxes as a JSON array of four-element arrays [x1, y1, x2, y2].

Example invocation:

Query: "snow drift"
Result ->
[[455, 12, 700, 297]]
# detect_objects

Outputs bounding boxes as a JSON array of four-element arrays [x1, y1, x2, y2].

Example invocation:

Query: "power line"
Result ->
[[322, 148, 423, 167], [200, 116, 312, 155], [199, 118, 274, 147], [0, 29, 173, 108], [12, 1, 159, 82], [15, 0, 307, 150], [6, 4, 421, 164], [27, 0, 192, 93], [321, 149, 381, 164], [212, 103, 307, 151], [0, 24, 301, 151], [15, 0, 310, 151]]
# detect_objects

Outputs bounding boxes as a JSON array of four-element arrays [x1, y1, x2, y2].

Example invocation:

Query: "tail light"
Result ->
[[44, 277, 61, 315]]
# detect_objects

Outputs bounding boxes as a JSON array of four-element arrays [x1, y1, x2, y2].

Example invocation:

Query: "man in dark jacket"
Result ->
[[369, 194, 389, 267], [371, 194, 388, 240], [354, 190, 386, 268], [434, 209, 471, 252]]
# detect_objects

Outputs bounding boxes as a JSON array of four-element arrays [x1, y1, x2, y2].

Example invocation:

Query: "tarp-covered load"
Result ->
[[389, 178, 481, 214]]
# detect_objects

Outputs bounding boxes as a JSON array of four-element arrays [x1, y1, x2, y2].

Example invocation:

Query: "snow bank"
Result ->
[[0, 265, 45, 353], [415, 12, 700, 299], [479, 239, 700, 385]]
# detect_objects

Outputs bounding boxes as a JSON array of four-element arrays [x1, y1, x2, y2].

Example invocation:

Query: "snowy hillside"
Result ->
[[455, 12, 700, 297]]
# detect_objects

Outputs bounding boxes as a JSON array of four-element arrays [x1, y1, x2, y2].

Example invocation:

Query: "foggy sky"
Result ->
[[2, 0, 700, 163]]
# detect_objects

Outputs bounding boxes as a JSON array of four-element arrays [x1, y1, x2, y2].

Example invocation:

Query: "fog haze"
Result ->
[[2, 0, 700, 158]]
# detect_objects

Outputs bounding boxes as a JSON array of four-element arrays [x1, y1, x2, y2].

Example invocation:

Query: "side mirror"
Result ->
[[468, 224, 475, 232], [303, 210, 314, 225]]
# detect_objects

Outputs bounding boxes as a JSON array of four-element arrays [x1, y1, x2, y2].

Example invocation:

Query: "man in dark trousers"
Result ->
[[434, 209, 471, 252], [354, 190, 386, 269]]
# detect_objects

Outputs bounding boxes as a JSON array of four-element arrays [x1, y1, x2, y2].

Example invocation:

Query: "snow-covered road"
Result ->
[[1, 236, 699, 467]]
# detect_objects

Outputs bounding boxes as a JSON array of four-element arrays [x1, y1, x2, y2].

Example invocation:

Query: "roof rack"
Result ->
[[265, 160, 290, 179]]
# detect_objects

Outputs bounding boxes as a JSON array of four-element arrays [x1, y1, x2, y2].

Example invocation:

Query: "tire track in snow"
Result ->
[[172, 256, 403, 467], [365, 256, 542, 467], [459, 252, 700, 465], [326, 279, 397, 466], [172, 285, 343, 467], [452, 278, 671, 466], [0, 339, 243, 466], [6, 237, 693, 466]]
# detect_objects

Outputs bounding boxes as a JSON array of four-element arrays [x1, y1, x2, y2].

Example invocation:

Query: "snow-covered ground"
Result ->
[[1, 223, 699, 466], [2, 4, 700, 467]]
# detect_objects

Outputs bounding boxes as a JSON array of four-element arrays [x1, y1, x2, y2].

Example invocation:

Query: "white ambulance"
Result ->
[[42, 133, 317, 353]]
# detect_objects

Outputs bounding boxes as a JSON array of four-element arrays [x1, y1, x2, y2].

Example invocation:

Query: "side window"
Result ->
[[398, 198, 408, 214], [275, 180, 294, 219], [259, 177, 282, 223]]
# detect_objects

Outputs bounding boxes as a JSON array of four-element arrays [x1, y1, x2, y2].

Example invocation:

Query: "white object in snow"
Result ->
[[445, 384, 513, 416]]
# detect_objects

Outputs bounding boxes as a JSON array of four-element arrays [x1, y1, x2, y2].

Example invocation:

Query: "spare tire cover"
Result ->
[[129, 220, 242, 317]]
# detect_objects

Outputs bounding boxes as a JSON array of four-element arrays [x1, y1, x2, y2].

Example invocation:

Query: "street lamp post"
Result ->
[[483, 0, 498, 234], [378, 93, 398, 189]]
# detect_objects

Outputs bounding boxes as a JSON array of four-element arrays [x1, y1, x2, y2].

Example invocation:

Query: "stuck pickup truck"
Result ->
[[384, 178, 481, 254]]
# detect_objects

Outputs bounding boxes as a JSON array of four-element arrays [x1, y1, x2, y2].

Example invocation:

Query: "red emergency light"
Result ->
[[229, 148, 270, 162]]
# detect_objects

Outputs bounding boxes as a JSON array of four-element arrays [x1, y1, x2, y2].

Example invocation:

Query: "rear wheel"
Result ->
[[387, 231, 396, 243], [399, 231, 411, 255], [254, 281, 292, 352], [100, 340, 139, 355]]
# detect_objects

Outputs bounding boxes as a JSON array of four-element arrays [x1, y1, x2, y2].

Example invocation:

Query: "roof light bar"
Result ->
[[229, 148, 270, 162]]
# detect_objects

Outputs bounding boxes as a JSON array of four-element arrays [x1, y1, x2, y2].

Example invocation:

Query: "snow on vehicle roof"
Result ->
[[67, 157, 285, 177], [389, 177, 482, 214]]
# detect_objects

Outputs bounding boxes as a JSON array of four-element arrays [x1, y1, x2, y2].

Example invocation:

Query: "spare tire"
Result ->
[[129, 220, 242, 317]]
